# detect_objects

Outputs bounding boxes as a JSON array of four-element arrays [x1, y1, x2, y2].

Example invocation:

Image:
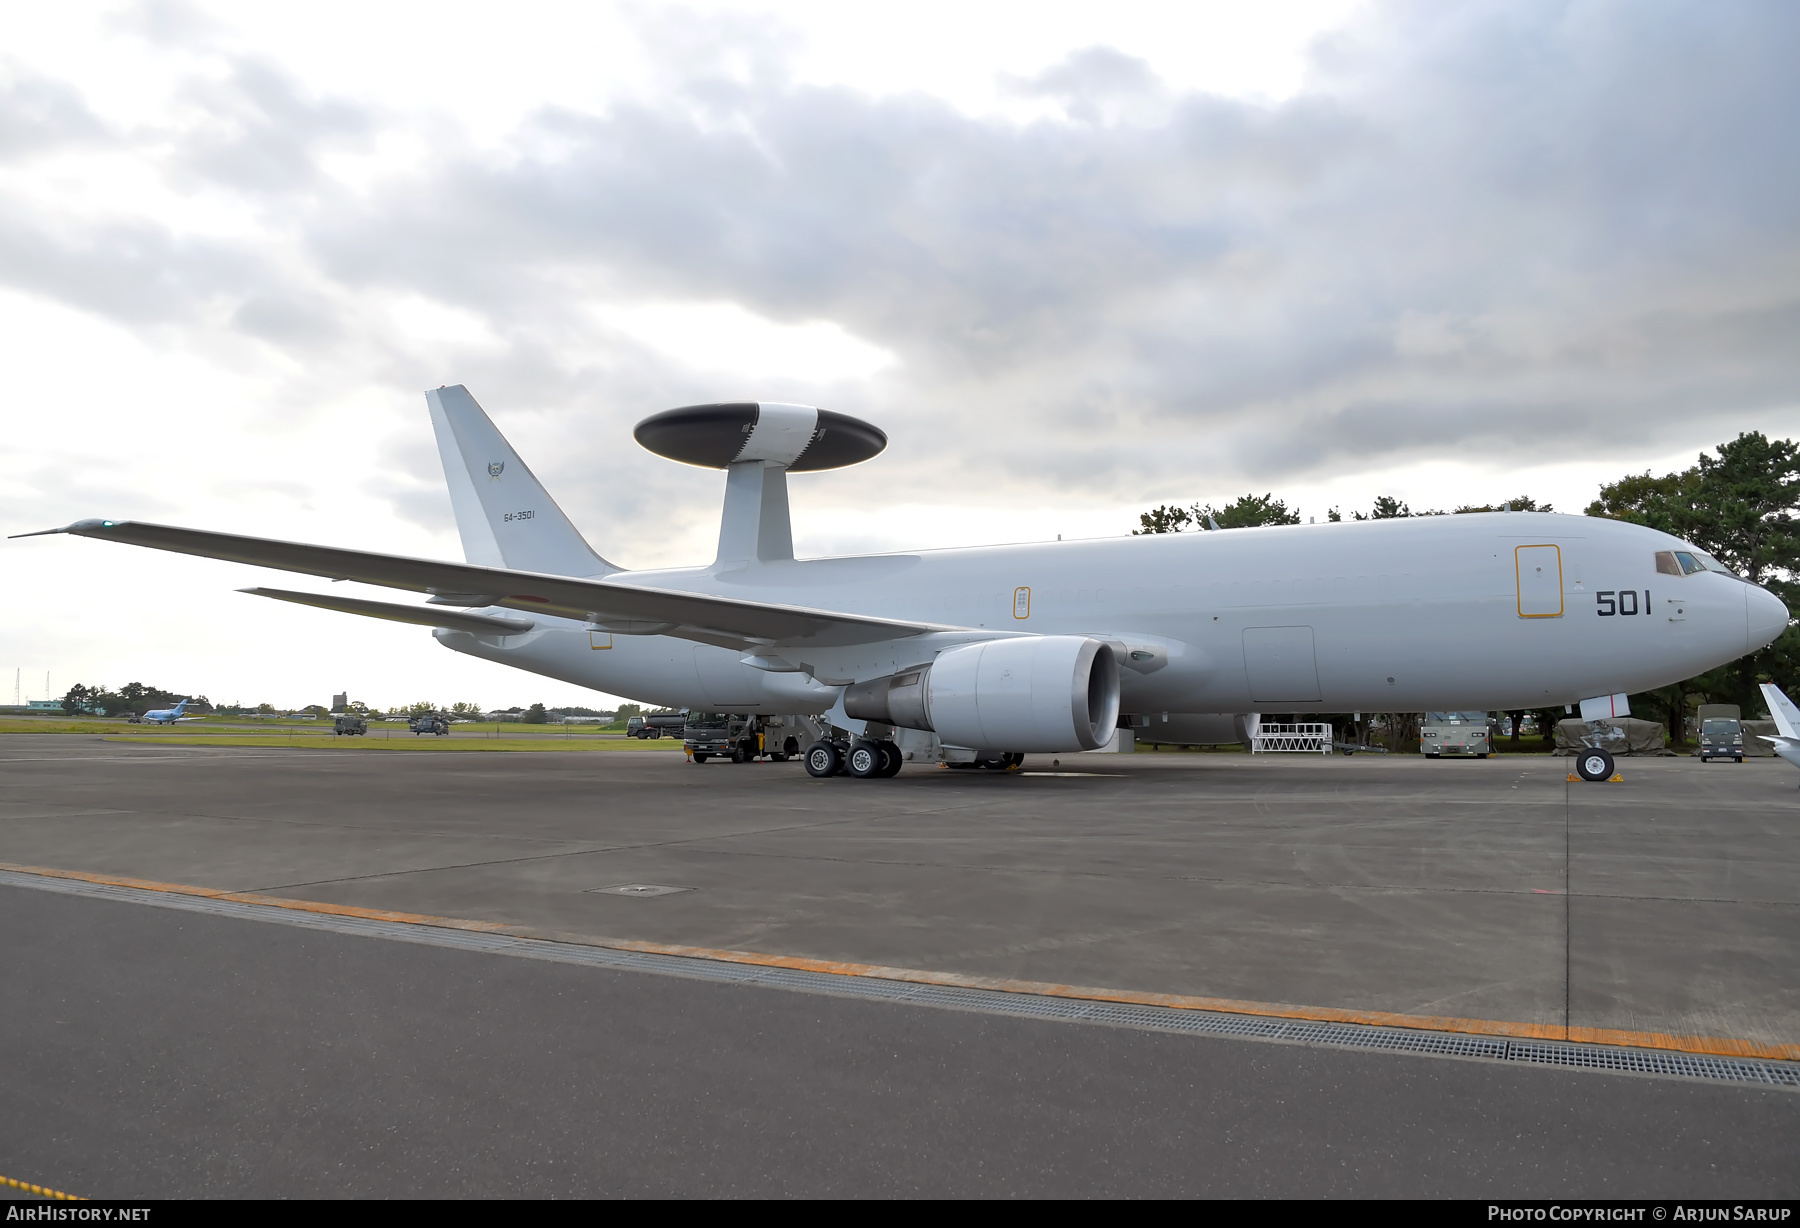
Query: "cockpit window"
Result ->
[[1656, 547, 1741, 579]]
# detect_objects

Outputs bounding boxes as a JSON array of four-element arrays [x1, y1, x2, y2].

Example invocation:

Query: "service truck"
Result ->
[[1421, 711, 1492, 758], [1696, 702, 1744, 762], [626, 710, 687, 739]]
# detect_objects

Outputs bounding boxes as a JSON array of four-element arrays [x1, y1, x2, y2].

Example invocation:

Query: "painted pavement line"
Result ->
[[1, 861, 1794, 1087]]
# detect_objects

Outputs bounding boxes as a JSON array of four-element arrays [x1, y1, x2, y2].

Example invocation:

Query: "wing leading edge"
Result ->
[[16, 519, 949, 650]]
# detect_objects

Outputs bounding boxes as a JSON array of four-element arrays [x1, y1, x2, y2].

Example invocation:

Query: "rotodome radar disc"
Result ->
[[633, 402, 886, 471]]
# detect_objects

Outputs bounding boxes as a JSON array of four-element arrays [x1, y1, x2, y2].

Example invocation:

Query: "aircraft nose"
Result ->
[[1747, 583, 1790, 651]]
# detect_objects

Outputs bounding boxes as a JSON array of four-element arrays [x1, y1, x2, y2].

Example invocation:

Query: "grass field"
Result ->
[[103, 734, 685, 752], [0, 719, 130, 735]]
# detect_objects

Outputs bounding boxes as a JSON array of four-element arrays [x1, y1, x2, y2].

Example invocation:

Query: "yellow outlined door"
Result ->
[[589, 631, 613, 649], [1013, 587, 1031, 619], [1515, 545, 1563, 617]]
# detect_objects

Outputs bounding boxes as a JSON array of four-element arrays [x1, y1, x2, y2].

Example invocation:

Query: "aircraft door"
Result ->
[[1243, 626, 1321, 703], [1515, 545, 1564, 618]]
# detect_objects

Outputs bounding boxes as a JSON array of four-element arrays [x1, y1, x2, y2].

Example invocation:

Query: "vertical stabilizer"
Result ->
[[426, 386, 616, 577], [1761, 683, 1800, 740]]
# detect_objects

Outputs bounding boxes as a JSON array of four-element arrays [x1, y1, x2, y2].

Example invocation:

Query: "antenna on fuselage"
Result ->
[[633, 403, 887, 569]]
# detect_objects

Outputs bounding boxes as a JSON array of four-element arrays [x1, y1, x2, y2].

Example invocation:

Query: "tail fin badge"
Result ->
[[487, 461, 504, 478]]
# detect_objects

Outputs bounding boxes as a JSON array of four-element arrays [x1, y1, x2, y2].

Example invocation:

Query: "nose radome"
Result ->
[[1747, 583, 1790, 651]]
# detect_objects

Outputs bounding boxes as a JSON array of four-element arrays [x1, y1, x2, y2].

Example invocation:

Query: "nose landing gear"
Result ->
[[1574, 748, 1617, 782]]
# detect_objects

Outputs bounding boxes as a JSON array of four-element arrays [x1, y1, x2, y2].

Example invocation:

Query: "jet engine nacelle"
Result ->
[[844, 635, 1121, 752]]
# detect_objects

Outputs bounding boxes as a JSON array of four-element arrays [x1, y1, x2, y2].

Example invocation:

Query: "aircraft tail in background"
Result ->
[[1760, 682, 1800, 741], [426, 385, 617, 577], [1755, 683, 1800, 781]]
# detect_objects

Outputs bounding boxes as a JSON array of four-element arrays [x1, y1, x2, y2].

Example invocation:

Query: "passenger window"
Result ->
[[1654, 551, 1682, 576], [1673, 551, 1706, 575]]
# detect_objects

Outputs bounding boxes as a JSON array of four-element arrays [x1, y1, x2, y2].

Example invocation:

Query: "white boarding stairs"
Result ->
[[1251, 723, 1332, 754]]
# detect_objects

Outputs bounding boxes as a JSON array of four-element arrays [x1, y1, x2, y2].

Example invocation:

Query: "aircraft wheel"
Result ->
[[804, 741, 840, 778], [1478, 753, 1489, 759], [846, 743, 884, 778], [1576, 748, 1615, 782], [876, 741, 903, 777]]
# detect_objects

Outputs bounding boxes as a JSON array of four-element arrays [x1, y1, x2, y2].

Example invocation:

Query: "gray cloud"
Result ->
[[4, 0, 1798, 544], [0, 69, 108, 160], [172, 59, 371, 194]]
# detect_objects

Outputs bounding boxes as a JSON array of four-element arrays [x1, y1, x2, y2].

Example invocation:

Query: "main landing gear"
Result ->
[[805, 739, 903, 779]]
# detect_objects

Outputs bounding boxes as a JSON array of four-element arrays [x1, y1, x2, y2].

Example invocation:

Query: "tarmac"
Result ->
[[2, 736, 1797, 1196]]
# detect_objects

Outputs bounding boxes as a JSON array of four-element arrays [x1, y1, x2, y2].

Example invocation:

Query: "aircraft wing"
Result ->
[[15, 519, 950, 650]]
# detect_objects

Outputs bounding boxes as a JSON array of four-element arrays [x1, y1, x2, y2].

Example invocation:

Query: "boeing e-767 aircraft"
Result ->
[[17, 387, 1789, 780]]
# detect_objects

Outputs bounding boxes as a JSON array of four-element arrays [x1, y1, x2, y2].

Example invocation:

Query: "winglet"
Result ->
[[8, 519, 116, 539]]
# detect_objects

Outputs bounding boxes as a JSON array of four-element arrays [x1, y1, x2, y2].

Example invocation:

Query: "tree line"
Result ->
[[1134, 432, 1800, 743], [59, 682, 204, 717]]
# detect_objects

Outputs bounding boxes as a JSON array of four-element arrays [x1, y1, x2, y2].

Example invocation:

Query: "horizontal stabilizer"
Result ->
[[241, 587, 536, 635], [23, 519, 949, 650]]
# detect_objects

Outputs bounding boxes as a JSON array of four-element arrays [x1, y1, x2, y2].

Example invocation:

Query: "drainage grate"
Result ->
[[4, 868, 1794, 1090]]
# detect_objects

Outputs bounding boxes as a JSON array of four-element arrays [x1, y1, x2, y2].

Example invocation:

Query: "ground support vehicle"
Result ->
[[628, 710, 687, 740], [685, 713, 771, 762], [333, 713, 367, 736], [409, 712, 449, 736], [685, 714, 828, 764], [1421, 711, 1492, 758], [1699, 717, 1744, 762]]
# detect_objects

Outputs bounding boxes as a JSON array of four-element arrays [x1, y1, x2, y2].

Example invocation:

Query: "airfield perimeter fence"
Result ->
[[1250, 722, 1332, 754]]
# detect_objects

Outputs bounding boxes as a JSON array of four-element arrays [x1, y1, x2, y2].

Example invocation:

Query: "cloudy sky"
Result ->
[[3, 0, 1796, 711]]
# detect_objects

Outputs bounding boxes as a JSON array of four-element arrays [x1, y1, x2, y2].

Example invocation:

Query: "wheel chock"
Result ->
[[1608, 773, 1624, 782], [1567, 772, 1580, 782]]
